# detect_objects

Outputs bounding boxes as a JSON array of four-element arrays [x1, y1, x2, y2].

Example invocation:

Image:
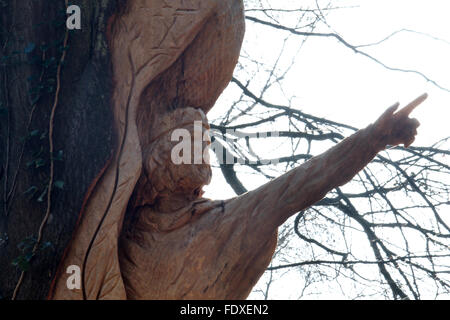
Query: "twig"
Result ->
[[245, 16, 450, 92]]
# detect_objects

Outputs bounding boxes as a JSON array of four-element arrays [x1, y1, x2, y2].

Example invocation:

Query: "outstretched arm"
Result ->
[[225, 94, 427, 241]]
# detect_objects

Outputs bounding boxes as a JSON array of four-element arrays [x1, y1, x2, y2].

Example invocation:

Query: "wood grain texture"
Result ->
[[50, 0, 246, 300], [49, 0, 421, 300]]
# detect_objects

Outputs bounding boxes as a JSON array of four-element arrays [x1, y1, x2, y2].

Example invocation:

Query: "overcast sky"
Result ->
[[205, 0, 450, 201], [203, 0, 450, 299]]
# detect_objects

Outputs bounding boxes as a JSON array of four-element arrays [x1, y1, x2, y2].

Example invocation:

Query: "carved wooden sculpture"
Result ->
[[48, 0, 426, 300]]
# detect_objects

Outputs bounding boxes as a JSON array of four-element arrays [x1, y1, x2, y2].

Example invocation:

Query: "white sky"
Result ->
[[293, 0, 450, 145], [203, 0, 450, 299], [205, 0, 450, 202]]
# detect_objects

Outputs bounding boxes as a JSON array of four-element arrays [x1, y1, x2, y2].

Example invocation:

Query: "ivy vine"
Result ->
[[0, 1, 70, 299]]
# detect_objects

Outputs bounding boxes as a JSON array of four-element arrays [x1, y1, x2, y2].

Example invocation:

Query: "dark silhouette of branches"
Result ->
[[211, 0, 450, 300], [244, 16, 450, 93]]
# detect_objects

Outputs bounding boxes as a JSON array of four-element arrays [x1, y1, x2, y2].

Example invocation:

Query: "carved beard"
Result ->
[[48, 0, 245, 300]]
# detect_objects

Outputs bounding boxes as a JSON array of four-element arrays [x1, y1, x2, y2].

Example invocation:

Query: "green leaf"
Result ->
[[12, 252, 34, 272], [17, 236, 36, 251], [12, 256, 30, 271], [53, 149, 63, 161], [24, 42, 36, 54], [34, 158, 45, 168], [40, 241, 53, 250], [54, 180, 64, 189], [23, 186, 38, 196], [37, 187, 48, 202]]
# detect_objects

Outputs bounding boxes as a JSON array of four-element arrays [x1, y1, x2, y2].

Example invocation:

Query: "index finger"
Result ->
[[396, 93, 428, 117]]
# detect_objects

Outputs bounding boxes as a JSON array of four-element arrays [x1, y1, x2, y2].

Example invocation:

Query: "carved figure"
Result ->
[[48, 0, 426, 299]]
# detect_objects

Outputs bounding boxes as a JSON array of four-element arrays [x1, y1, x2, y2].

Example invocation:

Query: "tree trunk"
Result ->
[[0, 0, 120, 300]]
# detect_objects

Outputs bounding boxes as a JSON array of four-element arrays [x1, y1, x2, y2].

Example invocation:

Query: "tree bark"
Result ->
[[0, 0, 120, 300]]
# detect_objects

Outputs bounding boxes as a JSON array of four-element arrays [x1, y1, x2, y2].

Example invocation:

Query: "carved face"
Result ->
[[116, 0, 245, 207], [142, 108, 212, 198], [50, 0, 246, 300]]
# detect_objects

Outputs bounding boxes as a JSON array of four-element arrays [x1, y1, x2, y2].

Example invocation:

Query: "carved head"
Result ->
[[135, 108, 212, 206], [49, 0, 246, 300]]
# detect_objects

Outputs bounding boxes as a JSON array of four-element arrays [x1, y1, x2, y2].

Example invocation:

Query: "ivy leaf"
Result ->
[[40, 241, 53, 250], [52, 150, 63, 161], [23, 186, 38, 197], [34, 158, 45, 168], [54, 180, 64, 190], [26, 160, 34, 168], [12, 256, 31, 271], [24, 42, 36, 54], [17, 236, 37, 251], [37, 187, 48, 202], [30, 129, 39, 137], [12, 251, 34, 272]]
